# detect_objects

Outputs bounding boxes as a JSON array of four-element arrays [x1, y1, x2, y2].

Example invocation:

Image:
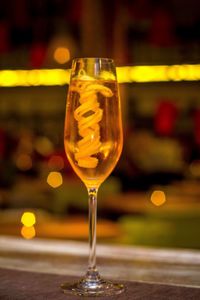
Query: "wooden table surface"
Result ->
[[0, 236, 200, 299]]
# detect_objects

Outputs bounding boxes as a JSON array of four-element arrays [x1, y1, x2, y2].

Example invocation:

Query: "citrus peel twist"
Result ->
[[72, 80, 113, 168]]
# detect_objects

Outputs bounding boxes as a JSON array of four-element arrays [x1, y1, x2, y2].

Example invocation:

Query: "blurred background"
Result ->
[[0, 0, 200, 249]]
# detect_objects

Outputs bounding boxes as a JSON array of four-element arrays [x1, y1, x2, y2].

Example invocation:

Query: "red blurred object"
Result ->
[[194, 109, 200, 146], [0, 129, 6, 158], [155, 100, 178, 136], [149, 7, 176, 47], [29, 43, 47, 68], [0, 22, 10, 53], [11, 0, 29, 28], [67, 0, 83, 25]]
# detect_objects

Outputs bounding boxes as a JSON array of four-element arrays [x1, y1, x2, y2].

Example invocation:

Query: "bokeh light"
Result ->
[[150, 190, 166, 206], [21, 212, 36, 227], [21, 226, 36, 239], [16, 154, 32, 171], [48, 155, 64, 170], [47, 171, 63, 188], [53, 47, 70, 64], [35, 136, 54, 156], [189, 160, 200, 178]]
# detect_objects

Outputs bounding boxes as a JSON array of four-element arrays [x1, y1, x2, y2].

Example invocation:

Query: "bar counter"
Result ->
[[0, 236, 200, 299]]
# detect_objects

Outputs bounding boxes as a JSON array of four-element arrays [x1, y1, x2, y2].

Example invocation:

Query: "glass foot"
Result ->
[[61, 276, 124, 297]]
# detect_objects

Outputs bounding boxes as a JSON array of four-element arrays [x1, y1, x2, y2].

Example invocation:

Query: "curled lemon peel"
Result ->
[[72, 80, 113, 168]]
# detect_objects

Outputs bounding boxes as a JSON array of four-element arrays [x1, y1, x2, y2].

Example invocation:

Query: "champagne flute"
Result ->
[[62, 58, 124, 296]]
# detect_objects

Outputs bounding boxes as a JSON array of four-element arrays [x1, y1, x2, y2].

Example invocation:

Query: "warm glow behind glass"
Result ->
[[0, 64, 199, 87]]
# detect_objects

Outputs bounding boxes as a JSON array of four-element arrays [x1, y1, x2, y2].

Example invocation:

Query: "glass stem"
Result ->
[[87, 187, 99, 279]]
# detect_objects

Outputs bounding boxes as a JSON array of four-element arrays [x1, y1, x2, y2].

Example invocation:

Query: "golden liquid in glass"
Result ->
[[64, 79, 123, 188]]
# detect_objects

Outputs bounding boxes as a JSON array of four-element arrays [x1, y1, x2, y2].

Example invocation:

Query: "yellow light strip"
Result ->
[[0, 64, 200, 87], [116, 64, 200, 83], [0, 69, 71, 87]]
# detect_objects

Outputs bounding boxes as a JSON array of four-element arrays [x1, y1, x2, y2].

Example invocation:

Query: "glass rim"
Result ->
[[72, 57, 114, 64]]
